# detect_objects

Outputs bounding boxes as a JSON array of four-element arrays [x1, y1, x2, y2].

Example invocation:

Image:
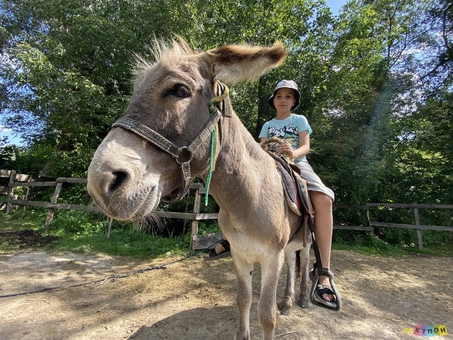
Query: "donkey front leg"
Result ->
[[233, 255, 254, 340], [259, 251, 285, 340], [280, 251, 296, 315]]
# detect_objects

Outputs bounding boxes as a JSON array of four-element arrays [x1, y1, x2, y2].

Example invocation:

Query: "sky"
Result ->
[[326, 0, 349, 15], [0, 126, 23, 147], [0, 0, 349, 148]]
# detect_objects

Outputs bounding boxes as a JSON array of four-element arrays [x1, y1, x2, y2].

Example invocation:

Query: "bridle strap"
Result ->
[[113, 111, 222, 162], [113, 117, 180, 156]]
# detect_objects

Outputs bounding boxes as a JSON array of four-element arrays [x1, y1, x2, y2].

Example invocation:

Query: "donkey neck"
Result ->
[[207, 113, 282, 215]]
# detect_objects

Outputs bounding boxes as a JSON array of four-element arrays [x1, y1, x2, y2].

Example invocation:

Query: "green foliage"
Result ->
[[1, 0, 453, 251], [332, 230, 407, 256], [332, 229, 453, 257], [0, 144, 51, 176]]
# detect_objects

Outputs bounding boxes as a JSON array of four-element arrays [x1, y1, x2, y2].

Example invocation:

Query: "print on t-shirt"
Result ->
[[267, 122, 299, 149]]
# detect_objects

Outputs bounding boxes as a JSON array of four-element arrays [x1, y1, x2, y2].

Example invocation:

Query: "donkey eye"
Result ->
[[167, 84, 191, 98]]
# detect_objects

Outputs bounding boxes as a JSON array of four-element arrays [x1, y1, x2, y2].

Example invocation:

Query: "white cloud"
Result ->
[[0, 125, 12, 132]]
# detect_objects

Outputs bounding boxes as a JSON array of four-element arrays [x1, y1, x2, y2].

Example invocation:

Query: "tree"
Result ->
[[1, 0, 452, 214], [0, 0, 190, 176], [1, 0, 332, 176]]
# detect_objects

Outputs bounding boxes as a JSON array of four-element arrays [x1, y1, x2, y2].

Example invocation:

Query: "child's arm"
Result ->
[[278, 131, 310, 161]]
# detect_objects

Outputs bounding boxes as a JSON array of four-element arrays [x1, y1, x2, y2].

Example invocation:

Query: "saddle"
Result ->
[[267, 152, 314, 246]]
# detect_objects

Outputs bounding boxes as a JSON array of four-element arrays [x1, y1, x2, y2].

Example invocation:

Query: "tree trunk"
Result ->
[[255, 75, 271, 139]]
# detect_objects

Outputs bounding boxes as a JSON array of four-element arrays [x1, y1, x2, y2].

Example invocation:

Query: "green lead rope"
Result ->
[[204, 84, 229, 206]]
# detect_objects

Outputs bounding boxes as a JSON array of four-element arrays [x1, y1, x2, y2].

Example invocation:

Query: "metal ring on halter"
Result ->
[[175, 147, 193, 165]]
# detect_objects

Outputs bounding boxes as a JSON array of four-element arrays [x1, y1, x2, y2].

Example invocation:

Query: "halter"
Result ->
[[112, 83, 230, 202]]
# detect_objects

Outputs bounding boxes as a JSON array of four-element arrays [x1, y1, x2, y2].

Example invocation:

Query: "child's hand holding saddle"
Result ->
[[260, 137, 294, 162]]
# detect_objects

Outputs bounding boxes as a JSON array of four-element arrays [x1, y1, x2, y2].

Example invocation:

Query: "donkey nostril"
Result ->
[[109, 171, 128, 194]]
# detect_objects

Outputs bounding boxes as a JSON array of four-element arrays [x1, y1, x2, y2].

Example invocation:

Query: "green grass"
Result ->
[[332, 232, 453, 257], [0, 208, 195, 259], [1, 207, 452, 259]]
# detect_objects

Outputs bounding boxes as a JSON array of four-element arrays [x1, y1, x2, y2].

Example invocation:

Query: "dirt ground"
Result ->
[[0, 233, 452, 339]]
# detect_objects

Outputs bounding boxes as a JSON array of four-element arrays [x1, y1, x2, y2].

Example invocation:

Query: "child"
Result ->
[[259, 79, 340, 310]]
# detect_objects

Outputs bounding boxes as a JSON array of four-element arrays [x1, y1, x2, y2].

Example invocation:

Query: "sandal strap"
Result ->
[[318, 267, 334, 278], [310, 265, 341, 311], [207, 248, 219, 257], [316, 285, 335, 296], [312, 263, 334, 278], [219, 239, 230, 251]]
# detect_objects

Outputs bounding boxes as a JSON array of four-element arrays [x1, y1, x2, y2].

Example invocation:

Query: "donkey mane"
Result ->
[[132, 38, 195, 83]]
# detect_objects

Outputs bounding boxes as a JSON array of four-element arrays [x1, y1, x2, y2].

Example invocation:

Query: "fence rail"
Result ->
[[2, 169, 452, 250], [365, 202, 453, 249]]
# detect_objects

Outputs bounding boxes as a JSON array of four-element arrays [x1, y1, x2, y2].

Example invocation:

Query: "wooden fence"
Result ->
[[366, 203, 453, 250], [1, 170, 218, 249], [2, 169, 452, 250]]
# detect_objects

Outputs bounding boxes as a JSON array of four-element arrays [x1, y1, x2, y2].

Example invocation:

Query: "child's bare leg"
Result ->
[[309, 191, 334, 301]]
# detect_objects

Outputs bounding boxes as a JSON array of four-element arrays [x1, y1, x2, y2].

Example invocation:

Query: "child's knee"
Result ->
[[311, 191, 332, 209]]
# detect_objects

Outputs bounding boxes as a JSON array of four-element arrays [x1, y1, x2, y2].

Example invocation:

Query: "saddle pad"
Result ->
[[276, 160, 302, 216], [274, 156, 314, 217]]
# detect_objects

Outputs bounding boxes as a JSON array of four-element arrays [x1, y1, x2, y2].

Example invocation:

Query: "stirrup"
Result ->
[[309, 263, 341, 311]]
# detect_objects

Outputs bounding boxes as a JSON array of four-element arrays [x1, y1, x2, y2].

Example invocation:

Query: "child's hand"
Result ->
[[278, 141, 294, 160]]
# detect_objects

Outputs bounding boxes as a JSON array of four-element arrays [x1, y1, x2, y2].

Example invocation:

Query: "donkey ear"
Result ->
[[204, 42, 287, 85]]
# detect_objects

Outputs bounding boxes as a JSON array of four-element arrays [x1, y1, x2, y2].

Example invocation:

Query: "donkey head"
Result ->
[[87, 38, 286, 221]]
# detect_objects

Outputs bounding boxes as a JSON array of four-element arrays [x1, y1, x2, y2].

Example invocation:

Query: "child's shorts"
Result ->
[[296, 161, 335, 202]]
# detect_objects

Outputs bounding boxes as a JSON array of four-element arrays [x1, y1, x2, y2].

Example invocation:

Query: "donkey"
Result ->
[[87, 38, 312, 340]]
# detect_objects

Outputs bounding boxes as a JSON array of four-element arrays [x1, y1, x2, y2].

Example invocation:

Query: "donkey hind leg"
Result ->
[[298, 246, 311, 308], [259, 251, 285, 340], [234, 255, 254, 340], [280, 251, 296, 316]]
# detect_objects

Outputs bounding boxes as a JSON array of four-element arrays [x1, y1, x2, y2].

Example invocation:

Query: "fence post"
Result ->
[[414, 208, 423, 250], [45, 181, 62, 231], [107, 217, 113, 239], [22, 178, 31, 220], [5, 170, 16, 214], [366, 204, 371, 228], [190, 187, 201, 249]]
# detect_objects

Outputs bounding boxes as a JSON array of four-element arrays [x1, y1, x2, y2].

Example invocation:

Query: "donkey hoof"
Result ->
[[280, 305, 291, 316], [298, 298, 309, 308]]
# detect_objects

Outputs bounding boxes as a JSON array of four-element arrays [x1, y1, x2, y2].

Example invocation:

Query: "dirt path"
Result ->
[[0, 249, 452, 339]]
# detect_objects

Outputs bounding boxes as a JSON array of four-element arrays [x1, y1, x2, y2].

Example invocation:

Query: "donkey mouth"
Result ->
[[92, 185, 161, 221], [161, 186, 183, 202], [129, 186, 161, 220]]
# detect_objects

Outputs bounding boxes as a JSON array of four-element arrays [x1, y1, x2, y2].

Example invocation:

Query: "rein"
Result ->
[[112, 83, 230, 202], [205, 84, 229, 205]]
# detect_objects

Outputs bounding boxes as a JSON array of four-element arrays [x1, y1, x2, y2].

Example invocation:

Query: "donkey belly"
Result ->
[[218, 210, 287, 263], [284, 238, 306, 253]]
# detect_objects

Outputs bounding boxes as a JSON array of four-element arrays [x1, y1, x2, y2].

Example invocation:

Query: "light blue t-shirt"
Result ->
[[259, 114, 312, 164]]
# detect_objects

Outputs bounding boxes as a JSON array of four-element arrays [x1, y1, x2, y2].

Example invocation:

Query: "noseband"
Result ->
[[112, 83, 231, 202]]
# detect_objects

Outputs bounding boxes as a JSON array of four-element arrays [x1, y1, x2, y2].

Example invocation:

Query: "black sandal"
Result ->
[[309, 264, 341, 311], [204, 239, 231, 260]]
